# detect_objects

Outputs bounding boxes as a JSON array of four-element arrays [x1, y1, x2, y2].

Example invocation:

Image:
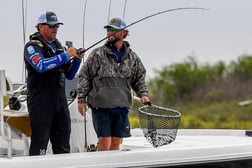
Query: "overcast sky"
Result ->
[[1, 0, 252, 82]]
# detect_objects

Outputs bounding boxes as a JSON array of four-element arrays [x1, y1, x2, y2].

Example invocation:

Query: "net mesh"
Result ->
[[138, 105, 181, 147]]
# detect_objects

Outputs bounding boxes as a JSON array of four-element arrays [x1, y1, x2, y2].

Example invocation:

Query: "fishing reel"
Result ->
[[76, 48, 85, 57], [8, 96, 21, 110], [8, 84, 27, 110], [65, 41, 85, 59]]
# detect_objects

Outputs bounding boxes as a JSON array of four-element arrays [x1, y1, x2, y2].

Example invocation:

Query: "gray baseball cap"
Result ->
[[104, 18, 126, 29], [37, 11, 63, 25]]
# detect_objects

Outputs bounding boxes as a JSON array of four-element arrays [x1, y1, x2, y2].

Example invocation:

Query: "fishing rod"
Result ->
[[77, 7, 209, 55]]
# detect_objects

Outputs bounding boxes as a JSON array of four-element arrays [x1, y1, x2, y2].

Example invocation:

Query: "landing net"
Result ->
[[138, 105, 181, 147]]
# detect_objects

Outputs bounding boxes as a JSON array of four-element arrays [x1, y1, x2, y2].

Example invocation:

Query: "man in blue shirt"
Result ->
[[24, 11, 83, 155]]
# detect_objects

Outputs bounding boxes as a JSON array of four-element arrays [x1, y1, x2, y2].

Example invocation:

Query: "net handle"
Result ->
[[133, 96, 151, 106]]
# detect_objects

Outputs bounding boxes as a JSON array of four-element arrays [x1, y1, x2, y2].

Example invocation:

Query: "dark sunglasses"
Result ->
[[42, 23, 60, 28], [106, 27, 120, 32]]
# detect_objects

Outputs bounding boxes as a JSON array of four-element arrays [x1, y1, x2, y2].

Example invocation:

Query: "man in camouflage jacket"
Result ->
[[77, 17, 150, 151]]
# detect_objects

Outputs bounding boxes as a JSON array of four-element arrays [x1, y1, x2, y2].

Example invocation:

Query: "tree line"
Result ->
[[147, 54, 252, 107]]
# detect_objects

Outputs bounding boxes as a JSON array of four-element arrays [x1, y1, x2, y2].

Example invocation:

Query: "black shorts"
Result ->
[[92, 108, 131, 138]]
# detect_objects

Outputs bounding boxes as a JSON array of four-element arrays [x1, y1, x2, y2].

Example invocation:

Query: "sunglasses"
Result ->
[[106, 27, 120, 32], [42, 23, 60, 28]]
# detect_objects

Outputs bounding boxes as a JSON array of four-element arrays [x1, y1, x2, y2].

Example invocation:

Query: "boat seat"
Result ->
[[4, 113, 31, 137], [0, 109, 31, 157], [0, 71, 30, 157]]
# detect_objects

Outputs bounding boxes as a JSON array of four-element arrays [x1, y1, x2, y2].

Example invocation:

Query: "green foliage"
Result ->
[[230, 55, 252, 80], [129, 116, 140, 129], [130, 100, 252, 129], [129, 54, 252, 129], [177, 100, 252, 129], [148, 56, 227, 105]]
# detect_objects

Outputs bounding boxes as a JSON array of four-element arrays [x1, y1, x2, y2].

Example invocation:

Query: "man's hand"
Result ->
[[66, 47, 77, 58], [78, 102, 87, 116], [141, 96, 150, 105], [67, 48, 85, 59]]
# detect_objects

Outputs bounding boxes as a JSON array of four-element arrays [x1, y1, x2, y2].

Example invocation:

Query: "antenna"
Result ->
[[107, 0, 112, 23], [123, 0, 127, 19], [82, 0, 88, 48], [21, 0, 27, 82]]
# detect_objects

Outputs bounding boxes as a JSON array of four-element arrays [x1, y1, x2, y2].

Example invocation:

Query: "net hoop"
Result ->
[[138, 104, 181, 147]]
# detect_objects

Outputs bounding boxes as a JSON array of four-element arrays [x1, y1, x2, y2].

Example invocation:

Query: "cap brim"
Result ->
[[104, 25, 121, 29], [47, 21, 64, 25]]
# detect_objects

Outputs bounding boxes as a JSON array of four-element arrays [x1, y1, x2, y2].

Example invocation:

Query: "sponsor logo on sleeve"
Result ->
[[58, 55, 63, 62], [31, 55, 41, 65], [37, 61, 43, 71], [47, 64, 57, 70], [44, 57, 57, 64], [27, 46, 35, 54]]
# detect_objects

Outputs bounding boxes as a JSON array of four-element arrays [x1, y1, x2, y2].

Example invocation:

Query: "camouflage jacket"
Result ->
[[77, 41, 148, 108]]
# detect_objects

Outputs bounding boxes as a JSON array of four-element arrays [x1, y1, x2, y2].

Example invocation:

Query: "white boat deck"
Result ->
[[1, 71, 252, 167], [0, 129, 252, 168]]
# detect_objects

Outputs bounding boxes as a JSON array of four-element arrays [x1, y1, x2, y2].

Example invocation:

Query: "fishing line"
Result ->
[[77, 7, 209, 55]]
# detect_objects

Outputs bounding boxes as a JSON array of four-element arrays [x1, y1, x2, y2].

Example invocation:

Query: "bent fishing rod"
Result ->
[[77, 7, 209, 55]]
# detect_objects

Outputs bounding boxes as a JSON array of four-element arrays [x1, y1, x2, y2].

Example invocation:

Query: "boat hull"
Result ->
[[1, 129, 252, 168]]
